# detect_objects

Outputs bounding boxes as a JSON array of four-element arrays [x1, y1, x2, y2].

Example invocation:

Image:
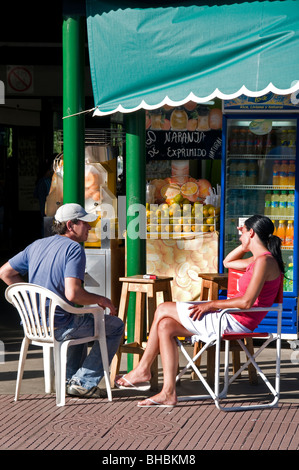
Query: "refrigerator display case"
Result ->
[[220, 114, 298, 339]]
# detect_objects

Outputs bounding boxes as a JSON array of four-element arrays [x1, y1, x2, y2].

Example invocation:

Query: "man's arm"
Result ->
[[0, 262, 24, 286], [64, 277, 117, 315]]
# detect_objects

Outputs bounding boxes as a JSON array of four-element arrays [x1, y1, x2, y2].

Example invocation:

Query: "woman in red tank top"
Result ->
[[115, 215, 284, 407]]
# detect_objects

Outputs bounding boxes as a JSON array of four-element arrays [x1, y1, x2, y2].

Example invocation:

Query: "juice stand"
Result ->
[[145, 102, 222, 302], [61, 1, 299, 361]]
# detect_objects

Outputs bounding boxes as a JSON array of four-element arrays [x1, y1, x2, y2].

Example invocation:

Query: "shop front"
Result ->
[[62, 0, 299, 355]]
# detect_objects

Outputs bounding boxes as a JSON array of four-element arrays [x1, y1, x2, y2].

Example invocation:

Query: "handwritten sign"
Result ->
[[146, 129, 222, 161]]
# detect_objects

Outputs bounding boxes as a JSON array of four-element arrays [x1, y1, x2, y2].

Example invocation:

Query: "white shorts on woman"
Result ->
[[176, 301, 251, 344]]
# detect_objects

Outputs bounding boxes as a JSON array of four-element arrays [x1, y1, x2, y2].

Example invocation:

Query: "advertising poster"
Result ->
[[147, 233, 218, 302], [223, 91, 299, 112]]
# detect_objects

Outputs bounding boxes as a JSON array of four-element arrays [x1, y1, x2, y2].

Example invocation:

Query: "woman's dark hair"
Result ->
[[244, 214, 284, 273]]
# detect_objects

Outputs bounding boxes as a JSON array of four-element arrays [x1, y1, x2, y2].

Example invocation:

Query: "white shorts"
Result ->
[[176, 301, 251, 344]]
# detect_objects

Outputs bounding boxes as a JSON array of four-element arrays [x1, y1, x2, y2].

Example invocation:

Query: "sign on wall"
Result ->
[[223, 91, 299, 112], [7, 66, 34, 95], [146, 102, 222, 161]]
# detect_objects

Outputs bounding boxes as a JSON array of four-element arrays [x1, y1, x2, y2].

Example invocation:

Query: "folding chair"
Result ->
[[176, 270, 283, 412]]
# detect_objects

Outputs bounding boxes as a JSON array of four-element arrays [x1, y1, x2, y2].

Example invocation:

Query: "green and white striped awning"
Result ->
[[86, 0, 299, 115]]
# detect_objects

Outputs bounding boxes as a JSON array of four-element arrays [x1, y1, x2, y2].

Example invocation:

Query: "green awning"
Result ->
[[86, 0, 299, 115]]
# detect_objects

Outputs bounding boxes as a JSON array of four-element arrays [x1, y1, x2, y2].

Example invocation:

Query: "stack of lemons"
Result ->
[[202, 204, 220, 232], [146, 196, 219, 237]]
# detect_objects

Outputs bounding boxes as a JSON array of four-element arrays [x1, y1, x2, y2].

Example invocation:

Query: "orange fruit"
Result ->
[[160, 183, 181, 202], [170, 109, 188, 130], [187, 119, 198, 131], [208, 108, 222, 130], [197, 179, 212, 198], [161, 118, 171, 130], [184, 101, 198, 111], [181, 182, 198, 197]]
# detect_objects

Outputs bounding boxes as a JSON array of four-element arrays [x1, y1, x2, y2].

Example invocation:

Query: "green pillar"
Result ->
[[126, 110, 146, 370], [62, 15, 85, 205]]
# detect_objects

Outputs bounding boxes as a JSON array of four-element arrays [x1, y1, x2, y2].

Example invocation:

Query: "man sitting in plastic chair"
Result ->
[[0, 203, 124, 399], [115, 215, 284, 408]]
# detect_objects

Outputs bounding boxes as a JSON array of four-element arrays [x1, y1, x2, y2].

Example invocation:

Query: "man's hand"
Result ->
[[98, 296, 117, 316], [65, 277, 117, 315]]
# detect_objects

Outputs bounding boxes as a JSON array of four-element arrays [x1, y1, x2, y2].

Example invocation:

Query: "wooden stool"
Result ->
[[192, 273, 258, 385], [110, 275, 173, 390]]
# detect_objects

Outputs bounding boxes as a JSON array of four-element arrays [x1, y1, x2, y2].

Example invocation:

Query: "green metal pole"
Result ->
[[62, 15, 85, 205], [126, 110, 146, 370]]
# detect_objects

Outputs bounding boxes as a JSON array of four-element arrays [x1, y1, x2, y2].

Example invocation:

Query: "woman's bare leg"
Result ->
[[137, 316, 190, 407], [115, 301, 191, 387]]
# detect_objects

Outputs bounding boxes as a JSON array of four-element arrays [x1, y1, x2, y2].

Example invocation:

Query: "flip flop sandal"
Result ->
[[114, 375, 151, 391], [137, 398, 175, 408]]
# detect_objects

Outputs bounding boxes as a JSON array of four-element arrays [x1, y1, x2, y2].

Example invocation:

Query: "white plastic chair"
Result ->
[[176, 295, 283, 411], [5, 283, 112, 406]]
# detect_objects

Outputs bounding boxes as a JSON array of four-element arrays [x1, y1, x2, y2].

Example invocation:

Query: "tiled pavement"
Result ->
[[1, 321, 299, 452]]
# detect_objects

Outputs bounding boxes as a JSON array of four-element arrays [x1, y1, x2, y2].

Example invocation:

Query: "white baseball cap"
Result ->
[[54, 203, 97, 223]]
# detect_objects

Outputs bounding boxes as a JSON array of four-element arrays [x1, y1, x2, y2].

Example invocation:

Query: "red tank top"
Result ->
[[231, 252, 283, 331]]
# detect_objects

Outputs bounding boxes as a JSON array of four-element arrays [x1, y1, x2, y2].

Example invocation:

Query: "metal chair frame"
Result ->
[[176, 303, 282, 412]]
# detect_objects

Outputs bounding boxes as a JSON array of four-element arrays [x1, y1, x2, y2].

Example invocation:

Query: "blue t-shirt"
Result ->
[[9, 235, 86, 326]]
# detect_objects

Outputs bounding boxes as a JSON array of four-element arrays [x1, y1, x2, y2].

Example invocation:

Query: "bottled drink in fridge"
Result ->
[[271, 190, 280, 216], [226, 218, 237, 243], [288, 129, 296, 149], [276, 220, 286, 244], [237, 160, 247, 185], [227, 189, 237, 215], [288, 160, 295, 187], [247, 190, 259, 215], [229, 159, 238, 185], [272, 220, 277, 236], [230, 128, 239, 154], [246, 130, 255, 155], [237, 189, 246, 215], [285, 220, 294, 247], [278, 190, 288, 217], [287, 190, 295, 216], [239, 129, 247, 154], [264, 191, 272, 216], [281, 129, 289, 146], [284, 263, 293, 292], [247, 160, 258, 184], [256, 134, 264, 155], [272, 160, 280, 186], [280, 160, 289, 186], [265, 131, 273, 155]]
